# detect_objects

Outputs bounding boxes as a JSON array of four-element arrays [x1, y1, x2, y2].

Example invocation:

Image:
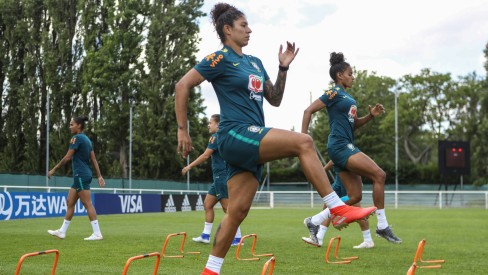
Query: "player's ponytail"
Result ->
[[210, 3, 244, 44], [329, 52, 350, 83], [73, 116, 89, 130]]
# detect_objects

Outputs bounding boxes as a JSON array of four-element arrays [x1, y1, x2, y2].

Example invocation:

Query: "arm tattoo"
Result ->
[[264, 70, 287, 107]]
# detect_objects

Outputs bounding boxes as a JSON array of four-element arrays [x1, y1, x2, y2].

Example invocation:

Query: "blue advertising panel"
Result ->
[[94, 193, 161, 214], [0, 191, 88, 220]]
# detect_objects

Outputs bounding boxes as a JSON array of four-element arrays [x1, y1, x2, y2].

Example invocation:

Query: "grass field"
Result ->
[[1, 208, 487, 274]]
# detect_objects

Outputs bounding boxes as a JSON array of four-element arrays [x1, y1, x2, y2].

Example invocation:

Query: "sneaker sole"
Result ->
[[375, 234, 402, 244], [302, 238, 321, 247]]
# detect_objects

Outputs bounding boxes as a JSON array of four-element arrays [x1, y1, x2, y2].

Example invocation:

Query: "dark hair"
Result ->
[[73, 116, 89, 130], [210, 114, 220, 123], [329, 52, 350, 82], [210, 3, 244, 43]]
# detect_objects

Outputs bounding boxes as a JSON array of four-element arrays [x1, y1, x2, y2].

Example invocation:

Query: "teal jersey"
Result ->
[[207, 133, 226, 177], [319, 85, 357, 147], [68, 133, 93, 177], [194, 46, 270, 129]]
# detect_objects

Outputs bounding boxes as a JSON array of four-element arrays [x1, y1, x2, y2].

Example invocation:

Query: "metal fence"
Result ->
[[2, 186, 487, 210]]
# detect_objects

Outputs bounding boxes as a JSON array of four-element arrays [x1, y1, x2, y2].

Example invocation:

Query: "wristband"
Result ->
[[279, 65, 289, 72]]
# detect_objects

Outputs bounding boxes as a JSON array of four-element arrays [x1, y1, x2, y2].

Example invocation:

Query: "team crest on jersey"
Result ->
[[248, 75, 263, 101], [248, 125, 263, 133], [209, 136, 216, 144], [347, 143, 355, 151], [348, 105, 357, 123], [325, 89, 337, 100], [70, 137, 76, 144], [250, 61, 261, 72]]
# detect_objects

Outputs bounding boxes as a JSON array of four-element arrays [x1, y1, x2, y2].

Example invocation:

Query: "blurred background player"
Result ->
[[182, 114, 242, 246], [47, 116, 105, 241]]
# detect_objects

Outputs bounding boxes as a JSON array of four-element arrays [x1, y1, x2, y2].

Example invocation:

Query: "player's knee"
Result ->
[[373, 169, 386, 184], [297, 134, 315, 153], [347, 194, 362, 205]]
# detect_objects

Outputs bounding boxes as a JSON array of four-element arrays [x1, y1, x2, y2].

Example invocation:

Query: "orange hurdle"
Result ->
[[122, 252, 160, 275], [236, 234, 273, 261], [161, 232, 200, 258], [261, 256, 276, 275], [407, 239, 444, 274], [15, 249, 59, 275], [325, 236, 358, 264]]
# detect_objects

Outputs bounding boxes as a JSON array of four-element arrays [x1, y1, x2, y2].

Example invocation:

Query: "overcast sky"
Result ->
[[195, 0, 488, 131]]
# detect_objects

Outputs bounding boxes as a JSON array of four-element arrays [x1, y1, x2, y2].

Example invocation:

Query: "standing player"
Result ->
[[302, 161, 374, 249], [301, 52, 402, 244], [182, 114, 242, 246], [175, 3, 376, 275], [47, 116, 105, 241]]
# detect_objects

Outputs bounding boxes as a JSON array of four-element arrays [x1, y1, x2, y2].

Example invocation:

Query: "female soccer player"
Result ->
[[175, 3, 376, 274], [301, 52, 401, 245], [47, 116, 105, 241], [182, 114, 242, 246]]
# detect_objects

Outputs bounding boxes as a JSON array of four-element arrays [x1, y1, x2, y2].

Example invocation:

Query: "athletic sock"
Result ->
[[203, 222, 213, 235], [90, 220, 101, 235], [205, 255, 224, 274], [362, 229, 373, 242], [376, 209, 388, 230], [322, 192, 345, 209], [235, 226, 242, 239], [317, 225, 328, 243], [311, 208, 330, 225], [60, 219, 70, 233]]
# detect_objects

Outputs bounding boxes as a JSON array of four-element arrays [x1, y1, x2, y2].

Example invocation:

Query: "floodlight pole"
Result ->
[[395, 90, 399, 193], [187, 119, 190, 190], [129, 106, 132, 191], [46, 91, 50, 187]]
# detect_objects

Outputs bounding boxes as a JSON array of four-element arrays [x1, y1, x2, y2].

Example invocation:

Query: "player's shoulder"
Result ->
[[208, 133, 218, 144], [202, 47, 233, 68]]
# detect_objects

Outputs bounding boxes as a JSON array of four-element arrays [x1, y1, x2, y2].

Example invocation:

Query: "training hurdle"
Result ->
[[236, 234, 273, 261], [161, 232, 201, 258], [261, 256, 276, 275], [15, 249, 59, 275], [325, 236, 358, 264], [407, 239, 444, 274], [122, 252, 160, 275]]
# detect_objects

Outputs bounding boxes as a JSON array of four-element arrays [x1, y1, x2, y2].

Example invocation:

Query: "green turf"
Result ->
[[1, 208, 487, 274]]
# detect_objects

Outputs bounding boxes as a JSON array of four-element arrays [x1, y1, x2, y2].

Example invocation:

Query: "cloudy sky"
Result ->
[[195, 0, 488, 131]]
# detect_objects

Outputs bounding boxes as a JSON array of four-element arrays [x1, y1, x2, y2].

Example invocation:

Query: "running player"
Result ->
[[301, 52, 402, 245], [47, 116, 105, 241], [175, 3, 376, 275], [182, 114, 242, 246]]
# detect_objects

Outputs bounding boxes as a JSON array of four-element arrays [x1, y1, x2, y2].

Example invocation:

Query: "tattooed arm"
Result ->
[[263, 41, 299, 107]]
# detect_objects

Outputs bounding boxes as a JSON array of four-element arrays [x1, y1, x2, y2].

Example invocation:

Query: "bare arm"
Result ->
[[263, 42, 300, 107], [48, 149, 75, 178], [175, 68, 205, 158], [181, 148, 214, 175], [301, 99, 327, 134], [354, 103, 385, 130], [323, 160, 334, 171], [90, 151, 105, 187]]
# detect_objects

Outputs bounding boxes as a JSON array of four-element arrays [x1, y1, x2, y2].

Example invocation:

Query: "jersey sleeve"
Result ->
[[319, 89, 339, 108], [69, 135, 80, 151], [207, 134, 218, 150], [194, 50, 227, 82]]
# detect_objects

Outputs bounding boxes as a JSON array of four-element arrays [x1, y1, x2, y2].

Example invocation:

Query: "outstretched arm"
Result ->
[[354, 103, 385, 130], [48, 149, 75, 178], [301, 99, 326, 134], [181, 148, 214, 175], [175, 68, 205, 158], [264, 41, 299, 107]]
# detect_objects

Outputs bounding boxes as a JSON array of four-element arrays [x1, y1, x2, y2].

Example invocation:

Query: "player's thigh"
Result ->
[[338, 171, 362, 197], [66, 188, 79, 207], [346, 152, 383, 179], [258, 128, 313, 163], [78, 190, 93, 207], [204, 194, 219, 209], [227, 172, 258, 214]]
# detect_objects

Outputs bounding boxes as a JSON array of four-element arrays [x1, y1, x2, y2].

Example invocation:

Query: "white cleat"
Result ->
[[48, 229, 66, 239], [302, 236, 322, 247], [84, 233, 103, 241], [192, 236, 210, 244], [353, 240, 374, 249]]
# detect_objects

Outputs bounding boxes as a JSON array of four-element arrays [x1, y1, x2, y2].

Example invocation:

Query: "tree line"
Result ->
[[1, 1, 487, 186]]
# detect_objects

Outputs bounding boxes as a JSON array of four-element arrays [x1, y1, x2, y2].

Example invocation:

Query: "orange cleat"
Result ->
[[330, 205, 376, 230], [201, 267, 219, 275]]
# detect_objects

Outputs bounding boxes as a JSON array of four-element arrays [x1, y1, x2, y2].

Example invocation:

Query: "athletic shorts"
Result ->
[[218, 124, 271, 182], [328, 142, 361, 172], [71, 176, 92, 193], [207, 174, 228, 201]]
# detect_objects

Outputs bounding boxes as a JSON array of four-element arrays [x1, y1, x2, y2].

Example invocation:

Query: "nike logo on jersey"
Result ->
[[233, 63, 240, 66]]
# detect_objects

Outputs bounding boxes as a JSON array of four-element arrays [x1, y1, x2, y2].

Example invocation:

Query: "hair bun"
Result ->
[[211, 3, 232, 26], [329, 52, 345, 66]]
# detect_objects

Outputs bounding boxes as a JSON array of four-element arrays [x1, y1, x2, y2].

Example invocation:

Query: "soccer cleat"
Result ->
[[201, 267, 219, 275], [84, 233, 103, 241], [231, 237, 242, 246], [192, 233, 210, 244], [353, 240, 375, 249], [303, 217, 320, 244], [47, 229, 66, 239], [301, 236, 321, 247], [376, 226, 402, 244], [329, 205, 377, 230]]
